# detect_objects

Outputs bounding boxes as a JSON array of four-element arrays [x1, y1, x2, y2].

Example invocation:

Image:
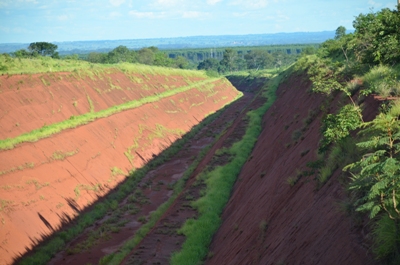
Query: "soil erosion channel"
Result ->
[[48, 78, 265, 264]]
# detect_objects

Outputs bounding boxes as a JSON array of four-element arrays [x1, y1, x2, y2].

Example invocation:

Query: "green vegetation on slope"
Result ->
[[0, 55, 208, 77], [293, 5, 400, 264], [170, 69, 285, 265]]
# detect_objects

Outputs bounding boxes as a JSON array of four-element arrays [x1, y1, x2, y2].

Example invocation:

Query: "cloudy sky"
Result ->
[[0, 0, 397, 43]]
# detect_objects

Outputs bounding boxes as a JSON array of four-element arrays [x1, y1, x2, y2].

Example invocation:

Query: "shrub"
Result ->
[[363, 65, 400, 97]]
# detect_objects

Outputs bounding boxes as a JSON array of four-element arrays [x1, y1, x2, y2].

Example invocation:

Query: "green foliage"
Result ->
[[28, 42, 58, 57], [321, 104, 362, 148], [220, 48, 238, 73], [335, 26, 347, 40], [372, 215, 400, 262], [344, 100, 400, 220], [244, 50, 274, 70], [362, 65, 400, 97], [197, 58, 220, 72], [352, 8, 400, 65], [307, 56, 344, 94], [106, 45, 137, 64]]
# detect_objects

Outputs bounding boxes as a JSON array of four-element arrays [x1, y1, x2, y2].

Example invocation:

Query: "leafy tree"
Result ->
[[173, 56, 189, 69], [233, 57, 246, 71], [197, 58, 220, 71], [153, 53, 167, 67], [335, 26, 347, 40], [28, 42, 58, 57], [137, 48, 155, 65], [321, 104, 362, 149], [344, 101, 400, 220], [244, 50, 273, 70], [220, 48, 237, 73], [106, 45, 136, 63], [352, 8, 400, 65], [301, 46, 317, 55]]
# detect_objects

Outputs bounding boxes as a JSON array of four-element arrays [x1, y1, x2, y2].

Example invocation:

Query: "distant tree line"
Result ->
[[84, 45, 190, 69], [8, 41, 317, 73], [197, 47, 316, 74], [164, 44, 318, 62]]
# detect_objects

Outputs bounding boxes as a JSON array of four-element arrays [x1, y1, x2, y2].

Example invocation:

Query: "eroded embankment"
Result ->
[[0, 69, 241, 265], [0, 69, 206, 139], [206, 72, 379, 265]]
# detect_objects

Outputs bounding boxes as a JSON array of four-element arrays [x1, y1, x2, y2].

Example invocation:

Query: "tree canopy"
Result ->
[[28, 42, 58, 57]]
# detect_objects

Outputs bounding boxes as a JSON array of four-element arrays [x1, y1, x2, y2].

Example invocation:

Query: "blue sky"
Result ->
[[0, 0, 397, 43]]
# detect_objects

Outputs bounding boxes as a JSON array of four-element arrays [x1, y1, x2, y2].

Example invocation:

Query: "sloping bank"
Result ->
[[0, 65, 242, 265], [169, 70, 283, 264]]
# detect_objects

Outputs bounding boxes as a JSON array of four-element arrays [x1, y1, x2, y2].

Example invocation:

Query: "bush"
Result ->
[[363, 65, 400, 97]]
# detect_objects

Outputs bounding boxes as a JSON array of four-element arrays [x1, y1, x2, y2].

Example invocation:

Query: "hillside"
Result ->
[[0, 65, 242, 265], [207, 72, 379, 265]]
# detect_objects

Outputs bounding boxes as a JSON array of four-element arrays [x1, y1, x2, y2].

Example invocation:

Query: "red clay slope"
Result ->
[[0, 70, 241, 265], [206, 73, 379, 265], [0, 70, 205, 138]]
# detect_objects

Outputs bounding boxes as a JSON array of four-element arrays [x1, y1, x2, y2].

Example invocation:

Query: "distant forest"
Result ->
[[1, 31, 332, 74], [6, 42, 319, 74], [0, 31, 336, 54]]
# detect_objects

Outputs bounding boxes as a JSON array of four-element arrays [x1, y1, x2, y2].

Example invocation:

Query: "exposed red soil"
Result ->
[[206, 74, 380, 265], [0, 72, 240, 265], [48, 92, 256, 265], [120, 91, 266, 265], [0, 71, 206, 138]]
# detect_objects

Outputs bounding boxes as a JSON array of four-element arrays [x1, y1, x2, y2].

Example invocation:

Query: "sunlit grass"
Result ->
[[0, 55, 208, 79]]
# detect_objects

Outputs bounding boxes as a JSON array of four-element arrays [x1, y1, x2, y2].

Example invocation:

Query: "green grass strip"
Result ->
[[0, 56, 208, 79], [169, 69, 287, 265], [0, 78, 223, 150]]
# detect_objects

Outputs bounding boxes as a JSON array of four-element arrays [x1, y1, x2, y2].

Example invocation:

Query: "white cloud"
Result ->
[[153, 0, 182, 7], [232, 12, 249, 17], [0, 0, 38, 7], [57, 15, 69, 21], [230, 0, 270, 9], [181, 11, 209, 19], [207, 0, 222, 5], [129, 10, 166, 19], [18, 0, 38, 4], [109, 11, 122, 18], [57, 15, 75, 21], [0, 26, 11, 33], [109, 0, 125, 7]]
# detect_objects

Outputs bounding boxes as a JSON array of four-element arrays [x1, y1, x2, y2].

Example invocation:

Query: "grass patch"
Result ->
[[0, 162, 35, 176], [170, 68, 285, 265], [52, 149, 79, 161]]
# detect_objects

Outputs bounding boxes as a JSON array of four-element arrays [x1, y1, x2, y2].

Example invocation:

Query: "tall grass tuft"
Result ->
[[363, 65, 400, 97], [372, 215, 400, 264]]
